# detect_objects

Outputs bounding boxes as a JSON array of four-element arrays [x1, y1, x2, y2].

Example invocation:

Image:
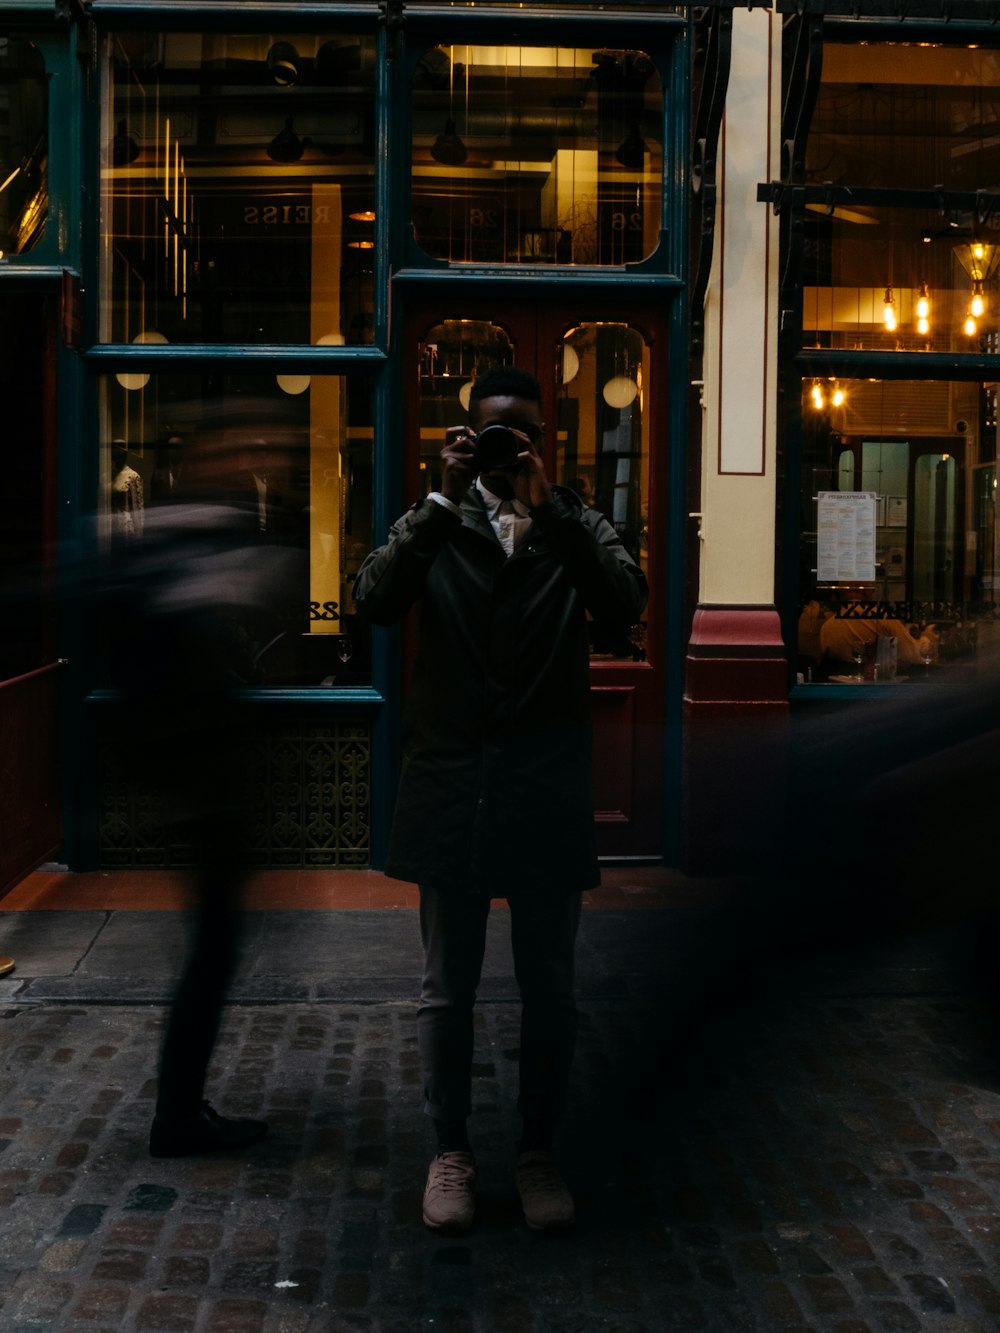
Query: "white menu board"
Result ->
[[817, 491, 877, 584]]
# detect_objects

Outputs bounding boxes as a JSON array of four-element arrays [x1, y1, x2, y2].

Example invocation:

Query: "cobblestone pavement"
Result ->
[[2, 908, 1000, 1332]]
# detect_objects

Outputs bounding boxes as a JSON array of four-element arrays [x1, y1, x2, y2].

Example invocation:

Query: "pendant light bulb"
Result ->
[[882, 286, 897, 332], [917, 317, 930, 335], [916, 284, 930, 321], [964, 313, 978, 337], [811, 381, 824, 411], [971, 282, 986, 319], [831, 385, 845, 408]]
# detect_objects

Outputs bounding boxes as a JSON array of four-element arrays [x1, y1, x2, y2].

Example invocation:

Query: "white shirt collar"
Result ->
[[475, 475, 530, 518]]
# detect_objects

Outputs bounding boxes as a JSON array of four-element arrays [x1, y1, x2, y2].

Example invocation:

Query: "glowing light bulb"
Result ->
[[832, 386, 845, 407], [964, 313, 977, 337], [882, 286, 897, 332], [917, 317, 930, 335], [916, 286, 930, 320], [811, 383, 825, 410], [971, 283, 986, 318]]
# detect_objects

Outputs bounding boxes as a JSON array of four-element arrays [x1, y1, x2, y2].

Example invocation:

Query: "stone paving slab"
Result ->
[[2, 931, 1000, 1332]]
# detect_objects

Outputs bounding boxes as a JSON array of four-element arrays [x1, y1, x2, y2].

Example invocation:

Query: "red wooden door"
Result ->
[[401, 294, 666, 859]]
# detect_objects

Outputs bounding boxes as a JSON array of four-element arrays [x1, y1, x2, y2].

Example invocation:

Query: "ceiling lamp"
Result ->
[[430, 117, 467, 166], [115, 330, 168, 391], [603, 375, 638, 409], [881, 285, 897, 334], [810, 380, 825, 411], [111, 119, 140, 167], [915, 282, 931, 336], [276, 373, 311, 395], [266, 42, 301, 87], [267, 118, 309, 163], [615, 123, 647, 171]]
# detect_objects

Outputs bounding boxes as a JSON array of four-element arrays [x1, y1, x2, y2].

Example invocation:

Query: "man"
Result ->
[[354, 367, 647, 1233], [99, 428, 305, 1158]]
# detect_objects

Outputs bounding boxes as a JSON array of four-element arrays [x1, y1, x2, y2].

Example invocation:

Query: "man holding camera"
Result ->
[[354, 367, 647, 1234]]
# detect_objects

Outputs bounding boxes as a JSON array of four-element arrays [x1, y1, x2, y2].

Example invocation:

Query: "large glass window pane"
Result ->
[[807, 44, 1000, 193], [804, 206, 1000, 354], [102, 32, 376, 345], [803, 42, 1000, 356], [411, 46, 662, 266], [0, 37, 47, 256], [98, 372, 373, 686], [796, 378, 997, 683]]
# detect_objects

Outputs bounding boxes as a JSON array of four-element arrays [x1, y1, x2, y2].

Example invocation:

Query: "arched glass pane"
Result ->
[[102, 32, 376, 344], [557, 322, 649, 660], [0, 38, 47, 256], [416, 319, 514, 492], [411, 46, 662, 266]]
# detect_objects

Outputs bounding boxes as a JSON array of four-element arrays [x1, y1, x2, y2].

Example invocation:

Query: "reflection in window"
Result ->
[[417, 320, 514, 492], [99, 373, 373, 686], [0, 37, 47, 256], [797, 378, 994, 683], [411, 46, 662, 266], [101, 32, 376, 345], [557, 323, 649, 660], [803, 44, 1000, 355]]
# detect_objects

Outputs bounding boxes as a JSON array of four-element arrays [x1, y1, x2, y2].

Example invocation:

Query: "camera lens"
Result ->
[[473, 424, 521, 471]]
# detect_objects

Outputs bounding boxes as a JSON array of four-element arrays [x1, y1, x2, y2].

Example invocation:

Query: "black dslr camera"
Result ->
[[472, 424, 523, 472]]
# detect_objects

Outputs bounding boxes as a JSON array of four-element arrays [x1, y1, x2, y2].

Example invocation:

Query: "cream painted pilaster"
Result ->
[[699, 7, 781, 606]]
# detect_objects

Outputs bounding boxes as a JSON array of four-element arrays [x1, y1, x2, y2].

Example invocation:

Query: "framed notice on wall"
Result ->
[[817, 491, 877, 584]]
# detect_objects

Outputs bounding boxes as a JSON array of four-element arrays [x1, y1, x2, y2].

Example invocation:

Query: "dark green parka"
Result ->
[[353, 485, 648, 894]]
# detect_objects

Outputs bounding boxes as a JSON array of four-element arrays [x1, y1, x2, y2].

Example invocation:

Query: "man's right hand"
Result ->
[[439, 428, 477, 504]]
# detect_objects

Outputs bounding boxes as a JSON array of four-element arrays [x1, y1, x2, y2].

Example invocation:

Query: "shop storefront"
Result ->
[[768, 2, 1000, 695], [6, 0, 993, 889], [1, 0, 694, 880]]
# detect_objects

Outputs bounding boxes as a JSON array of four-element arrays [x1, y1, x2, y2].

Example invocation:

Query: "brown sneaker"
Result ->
[[422, 1150, 477, 1233], [514, 1150, 575, 1232]]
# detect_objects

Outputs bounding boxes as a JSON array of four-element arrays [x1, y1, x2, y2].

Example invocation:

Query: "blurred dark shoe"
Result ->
[[514, 1150, 575, 1232], [0, 956, 14, 977], [149, 1100, 267, 1158]]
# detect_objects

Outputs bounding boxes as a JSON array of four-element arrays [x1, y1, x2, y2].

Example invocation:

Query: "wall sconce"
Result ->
[[809, 379, 845, 410], [267, 118, 309, 163], [112, 119, 140, 167], [267, 42, 302, 87]]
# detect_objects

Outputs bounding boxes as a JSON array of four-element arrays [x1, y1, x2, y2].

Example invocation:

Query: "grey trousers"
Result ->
[[417, 884, 583, 1124]]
